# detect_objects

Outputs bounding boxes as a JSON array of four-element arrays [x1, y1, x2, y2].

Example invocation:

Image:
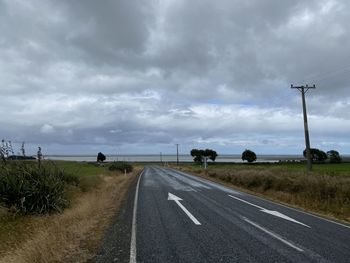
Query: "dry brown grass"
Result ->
[[177, 165, 350, 222], [0, 168, 141, 263], [0, 207, 7, 218]]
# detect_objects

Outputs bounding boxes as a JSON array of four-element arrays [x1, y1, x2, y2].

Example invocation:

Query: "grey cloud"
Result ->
[[61, 0, 155, 67]]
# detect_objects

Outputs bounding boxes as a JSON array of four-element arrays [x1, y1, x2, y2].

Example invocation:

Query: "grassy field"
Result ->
[[187, 162, 350, 173], [52, 160, 107, 177], [176, 162, 350, 222], [0, 160, 141, 262]]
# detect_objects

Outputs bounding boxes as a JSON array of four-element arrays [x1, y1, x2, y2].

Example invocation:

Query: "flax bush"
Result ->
[[0, 162, 72, 214]]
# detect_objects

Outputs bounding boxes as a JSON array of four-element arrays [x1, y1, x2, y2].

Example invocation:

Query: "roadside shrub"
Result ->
[[0, 162, 70, 215], [108, 162, 133, 173]]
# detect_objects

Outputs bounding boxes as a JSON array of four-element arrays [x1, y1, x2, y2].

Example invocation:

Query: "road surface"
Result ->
[[132, 166, 350, 262]]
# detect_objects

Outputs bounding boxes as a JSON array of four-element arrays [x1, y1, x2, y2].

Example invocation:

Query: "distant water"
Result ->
[[46, 154, 305, 163]]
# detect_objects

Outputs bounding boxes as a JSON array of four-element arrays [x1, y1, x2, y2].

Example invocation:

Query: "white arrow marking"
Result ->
[[229, 195, 310, 228], [168, 193, 201, 225]]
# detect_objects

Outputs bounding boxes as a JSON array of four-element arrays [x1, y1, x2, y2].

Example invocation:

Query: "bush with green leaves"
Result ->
[[242, 149, 257, 163], [327, 150, 342, 163], [108, 162, 133, 173], [0, 162, 73, 215], [303, 148, 327, 163]]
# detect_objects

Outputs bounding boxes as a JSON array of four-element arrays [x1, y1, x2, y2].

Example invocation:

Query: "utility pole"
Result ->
[[176, 144, 179, 166], [291, 84, 315, 172]]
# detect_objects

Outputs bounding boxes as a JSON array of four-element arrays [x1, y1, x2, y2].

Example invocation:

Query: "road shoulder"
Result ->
[[92, 171, 141, 263]]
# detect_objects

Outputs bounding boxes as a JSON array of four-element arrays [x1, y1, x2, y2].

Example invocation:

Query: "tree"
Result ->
[[190, 148, 218, 163], [327, 150, 342, 163], [204, 149, 218, 162], [97, 152, 106, 162], [242, 149, 257, 163], [303, 148, 327, 163], [190, 149, 203, 163]]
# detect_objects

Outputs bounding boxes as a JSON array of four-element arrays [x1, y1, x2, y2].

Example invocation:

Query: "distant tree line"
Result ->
[[240, 148, 342, 164], [189, 147, 342, 165], [303, 148, 342, 163]]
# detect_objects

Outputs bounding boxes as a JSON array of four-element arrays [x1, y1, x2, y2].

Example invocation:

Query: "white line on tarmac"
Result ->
[[229, 195, 264, 210], [168, 192, 201, 225], [129, 169, 144, 263], [262, 198, 350, 230], [243, 217, 304, 252], [229, 195, 310, 227]]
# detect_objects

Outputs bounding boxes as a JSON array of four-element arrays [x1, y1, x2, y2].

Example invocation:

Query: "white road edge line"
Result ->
[[243, 217, 304, 252], [228, 195, 264, 209], [129, 169, 144, 263]]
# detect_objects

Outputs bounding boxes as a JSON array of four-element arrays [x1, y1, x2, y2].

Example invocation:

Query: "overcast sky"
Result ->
[[1, 0, 350, 155]]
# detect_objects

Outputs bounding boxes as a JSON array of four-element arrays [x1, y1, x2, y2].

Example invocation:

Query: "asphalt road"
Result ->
[[132, 166, 350, 263]]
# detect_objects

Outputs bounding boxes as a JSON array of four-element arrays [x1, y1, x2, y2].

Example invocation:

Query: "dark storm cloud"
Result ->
[[61, 0, 155, 66], [1, 0, 350, 154]]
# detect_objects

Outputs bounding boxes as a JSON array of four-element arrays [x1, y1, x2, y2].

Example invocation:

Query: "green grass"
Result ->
[[186, 161, 350, 175], [51, 161, 106, 177], [310, 163, 350, 174], [50, 161, 111, 194]]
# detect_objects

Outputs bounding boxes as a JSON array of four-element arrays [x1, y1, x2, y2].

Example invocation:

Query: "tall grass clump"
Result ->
[[0, 162, 73, 215]]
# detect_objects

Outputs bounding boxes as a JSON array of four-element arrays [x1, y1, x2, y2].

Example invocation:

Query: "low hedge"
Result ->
[[108, 162, 133, 173]]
